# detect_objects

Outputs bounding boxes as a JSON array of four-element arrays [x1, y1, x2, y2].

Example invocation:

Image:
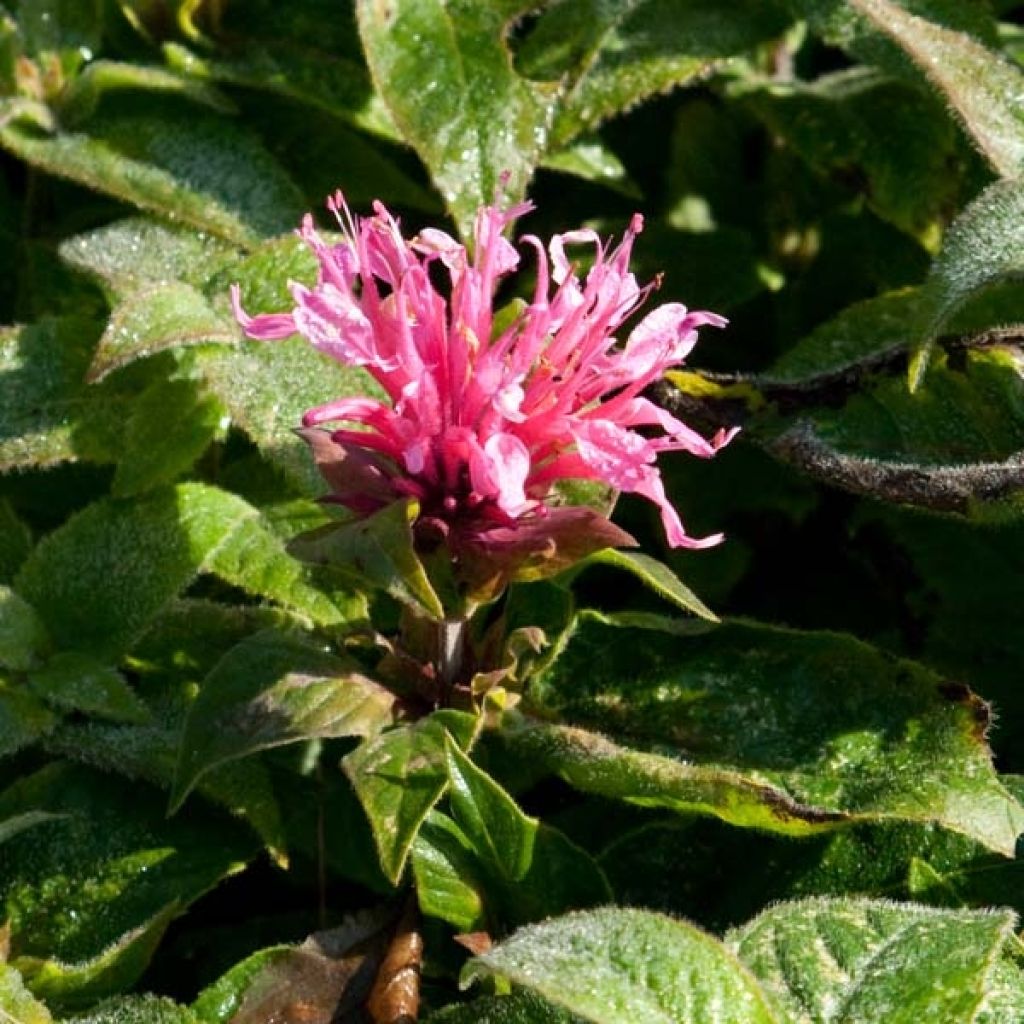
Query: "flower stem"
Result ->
[[438, 618, 467, 702]]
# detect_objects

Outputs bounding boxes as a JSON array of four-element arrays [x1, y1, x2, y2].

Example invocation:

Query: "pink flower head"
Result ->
[[233, 194, 736, 561]]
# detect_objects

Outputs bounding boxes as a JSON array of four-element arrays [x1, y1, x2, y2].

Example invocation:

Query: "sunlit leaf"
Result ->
[[518, 0, 791, 149], [88, 283, 236, 383], [848, 0, 1024, 179], [463, 907, 780, 1024], [0, 763, 254, 1008], [0, 97, 304, 246], [344, 710, 478, 884], [513, 612, 1024, 855], [730, 897, 1018, 1023], [909, 179, 1024, 387], [0, 963, 53, 1024], [112, 378, 225, 497], [412, 740, 609, 932]]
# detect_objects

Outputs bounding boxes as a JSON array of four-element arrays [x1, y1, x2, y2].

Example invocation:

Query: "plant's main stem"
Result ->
[[438, 618, 467, 702]]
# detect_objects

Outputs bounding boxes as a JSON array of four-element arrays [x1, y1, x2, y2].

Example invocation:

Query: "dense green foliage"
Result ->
[[1, 0, 1024, 1020]]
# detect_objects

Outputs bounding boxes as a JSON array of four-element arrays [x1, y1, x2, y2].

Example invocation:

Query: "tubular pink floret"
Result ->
[[231, 197, 734, 548]]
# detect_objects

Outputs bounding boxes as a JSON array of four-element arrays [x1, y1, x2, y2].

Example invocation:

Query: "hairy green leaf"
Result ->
[[426, 991, 580, 1023], [75, 995, 198, 1024], [14, 484, 349, 661], [0, 963, 53, 1024], [740, 69, 966, 243], [464, 906, 780, 1024], [163, 41, 396, 140], [356, 0, 553, 236], [112, 378, 225, 497], [0, 586, 47, 671], [59, 217, 237, 297], [58, 61, 233, 125], [519, 0, 791, 149], [848, 0, 1024, 178], [769, 347, 1024, 510], [0, 502, 33, 585], [0, 687, 56, 759], [0, 318, 123, 473], [89, 283, 236, 383], [515, 613, 1024, 855], [290, 501, 444, 620], [344, 710, 478, 884], [28, 651, 149, 723], [730, 897, 1017, 1023], [578, 548, 717, 620], [0, 98, 304, 246], [909, 179, 1024, 387], [171, 629, 395, 810], [0, 763, 254, 1008], [413, 741, 609, 932]]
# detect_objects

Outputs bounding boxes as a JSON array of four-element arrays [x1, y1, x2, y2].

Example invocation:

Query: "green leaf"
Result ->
[[514, 613, 1024, 856], [909, 179, 1024, 387], [89, 283, 237, 383], [413, 740, 610, 932], [976, 958, 1024, 1024], [290, 501, 444, 620], [200, 505, 358, 629], [411, 813, 487, 933], [343, 709, 478, 884], [191, 946, 292, 1024], [112, 378, 225, 497], [0, 686, 57, 759], [0, 586, 48, 670], [59, 216, 237, 297], [539, 140, 640, 199], [0, 98, 304, 246], [769, 346, 1024, 511], [426, 991, 580, 1023], [163, 40, 396, 140], [58, 60, 234, 125], [463, 907, 780, 1024], [0, 963, 53, 1024], [14, 484, 349, 661], [13, 485, 246, 660], [356, 0, 554, 236], [27, 651, 150, 724], [578, 549, 718, 620], [193, 342, 381, 496], [445, 736, 535, 880], [729, 898, 1017, 1023], [46, 717, 286, 860], [0, 812, 65, 845], [847, 0, 1024, 179], [75, 995, 198, 1024], [518, 0, 792, 149], [0, 501, 33, 585], [767, 288, 924, 383], [171, 629, 395, 810], [0, 317, 124, 473], [739, 69, 967, 243], [0, 762, 254, 1009]]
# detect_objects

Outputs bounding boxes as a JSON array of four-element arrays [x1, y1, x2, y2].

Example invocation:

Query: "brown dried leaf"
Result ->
[[366, 898, 423, 1024], [227, 908, 396, 1024]]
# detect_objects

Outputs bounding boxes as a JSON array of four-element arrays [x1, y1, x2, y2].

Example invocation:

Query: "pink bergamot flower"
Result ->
[[232, 194, 736, 589]]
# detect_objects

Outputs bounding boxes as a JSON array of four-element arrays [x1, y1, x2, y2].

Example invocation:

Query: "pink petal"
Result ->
[[230, 284, 297, 340], [470, 432, 532, 516]]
